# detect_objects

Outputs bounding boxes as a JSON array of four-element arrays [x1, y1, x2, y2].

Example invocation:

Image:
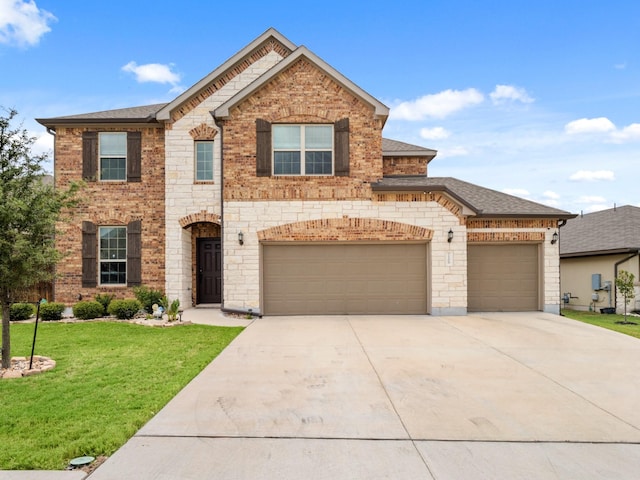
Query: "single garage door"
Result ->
[[467, 244, 540, 312], [263, 243, 427, 315]]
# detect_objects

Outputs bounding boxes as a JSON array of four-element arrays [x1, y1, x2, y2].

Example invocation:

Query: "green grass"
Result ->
[[562, 309, 640, 339], [0, 321, 243, 470]]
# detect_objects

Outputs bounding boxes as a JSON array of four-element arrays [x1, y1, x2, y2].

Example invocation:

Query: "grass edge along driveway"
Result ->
[[562, 309, 640, 339], [0, 321, 243, 470]]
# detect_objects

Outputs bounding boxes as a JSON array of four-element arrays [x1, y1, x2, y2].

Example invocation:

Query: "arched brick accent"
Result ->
[[373, 192, 465, 223], [86, 211, 143, 225], [179, 211, 221, 228], [189, 123, 218, 140], [258, 217, 432, 242]]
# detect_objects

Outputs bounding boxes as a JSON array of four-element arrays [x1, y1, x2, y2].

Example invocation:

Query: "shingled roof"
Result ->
[[36, 104, 167, 127], [372, 176, 575, 219], [560, 205, 640, 257]]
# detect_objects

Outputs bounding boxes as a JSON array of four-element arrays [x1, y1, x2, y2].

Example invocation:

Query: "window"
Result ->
[[195, 141, 214, 181], [99, 133, 127, 181], [273, 125, 333, 175], [99, 226, 127, 285]]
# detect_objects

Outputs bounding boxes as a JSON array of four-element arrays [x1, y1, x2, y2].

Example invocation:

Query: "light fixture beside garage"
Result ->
[[238, 231, 244, 245], [447, 229, 454, 243], [551, 231, 558, 245]]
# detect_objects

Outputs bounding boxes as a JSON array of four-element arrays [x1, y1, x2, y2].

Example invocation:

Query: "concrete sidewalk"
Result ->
[[86, 312, 640, 479], [4, 311, 640, 479]]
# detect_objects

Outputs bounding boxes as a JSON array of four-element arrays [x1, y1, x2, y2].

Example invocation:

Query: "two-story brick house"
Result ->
[[37, 28, 574, 316]]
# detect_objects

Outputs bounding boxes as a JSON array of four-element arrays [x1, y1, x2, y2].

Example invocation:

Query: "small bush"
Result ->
[[108, 299, 142, 320], [73, 301, 104, 320], [10, 303, 35, 321], [133, 286, 164, 314], [39, 302, 66, 321], [94, 293, 115, 312]]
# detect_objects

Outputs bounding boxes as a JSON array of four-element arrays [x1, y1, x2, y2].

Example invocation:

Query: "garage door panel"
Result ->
[[263, 244, 427, 315], [468, 244, 539, 312]]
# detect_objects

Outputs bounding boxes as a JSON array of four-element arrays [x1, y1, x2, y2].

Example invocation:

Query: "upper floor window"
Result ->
[[195, 141, 214, 181], [99, 133, 127, 181], [99, 226, 127, 285], [273, 125, 333, 175]]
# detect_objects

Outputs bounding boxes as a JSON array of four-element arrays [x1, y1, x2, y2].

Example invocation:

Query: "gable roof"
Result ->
[[37, 104, 166, 127], [372, 176, 576, 219], [213, 45, 389, 122], [382, 138, 437, 159], [156, 28, 296, 121], [560, 205, 640, 257]]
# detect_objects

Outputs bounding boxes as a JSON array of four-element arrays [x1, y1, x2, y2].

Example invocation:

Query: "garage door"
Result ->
[[467, 244, 539, 312], [262, 243, 427, 315]]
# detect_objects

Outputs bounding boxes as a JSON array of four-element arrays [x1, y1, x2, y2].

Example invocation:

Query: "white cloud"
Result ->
[[543, 190, 560, 200], [419, 126, 450, 140], [0, 0, 55, 47], [564, 117, 616, 135], [577, 195, 607, 204], [503, 188, 530, 197], [438, 146, 469, 158], [490, 84, 534, 105], [390, 88, 484, 121], [610, 123, 640, 143], [122, 61, 182, 86], [569, 170, 615, 182]]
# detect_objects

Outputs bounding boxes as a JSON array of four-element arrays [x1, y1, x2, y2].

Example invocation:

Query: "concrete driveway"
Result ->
[[87, 312, 640, 479]]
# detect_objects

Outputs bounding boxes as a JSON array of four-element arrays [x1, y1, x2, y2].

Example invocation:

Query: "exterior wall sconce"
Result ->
[[551, 231, 558, 245], [447, 229, 454, 243], [238, 231, 244, 245]]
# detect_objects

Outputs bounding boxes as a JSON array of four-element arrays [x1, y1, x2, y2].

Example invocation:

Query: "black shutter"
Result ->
[[127, 131, 142, 182], [127, 219, 142, 287], [82, 132, 98, 181], [82, 221, 97, 287], [334, 118, 349, 176], [256, 119, 272, 177]]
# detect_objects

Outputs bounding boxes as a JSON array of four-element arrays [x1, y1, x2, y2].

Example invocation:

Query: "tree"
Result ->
[[1, 108, 80, 368], [615, 270, 636, 323]]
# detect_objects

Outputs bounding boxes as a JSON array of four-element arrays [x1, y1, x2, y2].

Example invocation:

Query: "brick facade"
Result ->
[[54, 126, 165, 304], [382, 156, 429, 176]]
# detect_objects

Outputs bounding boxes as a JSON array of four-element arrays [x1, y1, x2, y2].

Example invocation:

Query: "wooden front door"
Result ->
[[196, 238, 221, 304]]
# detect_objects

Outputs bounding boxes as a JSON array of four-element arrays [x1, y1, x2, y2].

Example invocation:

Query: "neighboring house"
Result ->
[[37, 28, 574, 316], [560, 205, 640, 313]]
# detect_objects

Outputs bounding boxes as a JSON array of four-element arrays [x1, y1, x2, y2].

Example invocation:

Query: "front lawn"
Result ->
[[562, 309, 640, 339], [0, 321, 243, 470]]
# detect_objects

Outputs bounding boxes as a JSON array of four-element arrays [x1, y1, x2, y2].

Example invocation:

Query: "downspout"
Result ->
[[212, 114, 225, 310], [614, 250, 640, 311], [557, 219, 567, 315], [46, 127, 57, 302]]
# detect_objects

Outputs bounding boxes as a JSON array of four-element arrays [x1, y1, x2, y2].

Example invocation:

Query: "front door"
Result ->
[[196, 238, 221, 304]]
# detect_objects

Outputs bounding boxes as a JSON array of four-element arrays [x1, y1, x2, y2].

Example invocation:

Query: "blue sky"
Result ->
[[2, 0, 639, 214]]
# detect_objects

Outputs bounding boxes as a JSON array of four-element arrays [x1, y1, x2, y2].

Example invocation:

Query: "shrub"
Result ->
[[108, 299, 142, 320], [10, 303, 35, 321], [73, 301, 104, 320], [94, 293, 115, 312], [39, 302, 66, 321], [133, 286, 165, 314]]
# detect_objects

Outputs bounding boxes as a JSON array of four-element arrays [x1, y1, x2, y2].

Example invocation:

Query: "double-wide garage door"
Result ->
[[263, 244, 427, 315], [467, 244, 540, 312]]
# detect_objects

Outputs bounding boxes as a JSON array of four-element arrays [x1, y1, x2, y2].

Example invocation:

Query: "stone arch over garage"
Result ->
[[257, 217, 433, 242]]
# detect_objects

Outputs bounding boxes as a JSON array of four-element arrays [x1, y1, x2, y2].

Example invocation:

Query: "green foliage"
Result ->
[[160, 296, 181, 321], [72, 300, 104, 320], [107, 299, 142, 320], [133, 285, 165, 314], [9, 302, 35, 321], [1, 107, 81, 366], [616, 270, 636, 321], [39, 302, 65, 321], [94, 293, 115, 312], [562, 309, 640, 338], [1, 321, 244, 469]]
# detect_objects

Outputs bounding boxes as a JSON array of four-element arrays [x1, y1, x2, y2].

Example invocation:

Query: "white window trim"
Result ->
[[272, 124, 334, 176], [194, 140, 215, 182], [98, 226, 127, 286], [99, 132, 127, 181]]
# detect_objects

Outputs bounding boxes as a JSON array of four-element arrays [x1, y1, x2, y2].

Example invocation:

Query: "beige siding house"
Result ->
[[560, 205, 640, 313], [38, 28, 574, 316]]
